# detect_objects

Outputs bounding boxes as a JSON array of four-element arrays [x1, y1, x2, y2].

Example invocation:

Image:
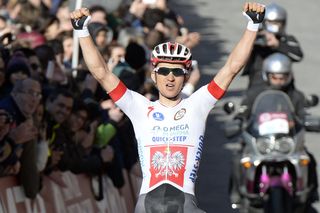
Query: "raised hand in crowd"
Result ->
[[100, 99, 124, 123], [78, 120, 99, 150], [8, 119, 38, 144], [108, 106, 124, 123], [100, 145, 114, 163], [3, 161, 21, 176]]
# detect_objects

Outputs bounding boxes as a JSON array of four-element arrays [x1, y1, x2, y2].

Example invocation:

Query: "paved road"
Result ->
[[169, 0, 320, 212]]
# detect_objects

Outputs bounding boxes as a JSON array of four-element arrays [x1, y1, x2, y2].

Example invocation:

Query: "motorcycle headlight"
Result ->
[[274, 137, 294, 154], [256, 136, 294, 155], [256, 138, 273, 154]]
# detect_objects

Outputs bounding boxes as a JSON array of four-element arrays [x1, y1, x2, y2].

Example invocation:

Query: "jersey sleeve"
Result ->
[[187, 80, 225, 117], [108, 81, 149, 122], [207, 80, 225, 100]]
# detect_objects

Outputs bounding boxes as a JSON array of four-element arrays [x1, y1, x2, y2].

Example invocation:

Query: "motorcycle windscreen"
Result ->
[[247, 90, 301, 137]]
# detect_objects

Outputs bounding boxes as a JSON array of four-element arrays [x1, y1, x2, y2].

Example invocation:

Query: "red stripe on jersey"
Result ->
[[108, 81, 127, 102], [207, 80, 225, 100]]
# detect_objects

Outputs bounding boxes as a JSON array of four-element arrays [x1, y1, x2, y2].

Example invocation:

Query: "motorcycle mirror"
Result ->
[[224, 119, 242, 138], [304, 115, 320, 132], [305, 94, 319, 108], [223, 101, 235, 114]]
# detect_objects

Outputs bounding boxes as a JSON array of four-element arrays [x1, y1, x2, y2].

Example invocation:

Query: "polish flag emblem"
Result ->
[[149, 146, 187, 188]]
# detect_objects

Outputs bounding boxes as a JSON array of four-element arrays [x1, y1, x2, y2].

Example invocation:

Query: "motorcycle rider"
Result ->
[[241, 3, 303, 90], [240, 53, 306, 120], [230, 52, 319, 207]]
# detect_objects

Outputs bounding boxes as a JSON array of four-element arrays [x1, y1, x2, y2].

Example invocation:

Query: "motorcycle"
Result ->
[[224, 90, 320, 213]]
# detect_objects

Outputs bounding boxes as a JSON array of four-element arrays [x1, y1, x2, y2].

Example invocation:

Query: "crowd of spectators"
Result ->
[[0, 0, 201, 200]]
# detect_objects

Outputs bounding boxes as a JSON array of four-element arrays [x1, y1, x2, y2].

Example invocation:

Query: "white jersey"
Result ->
[[109, 80, 225, 195]]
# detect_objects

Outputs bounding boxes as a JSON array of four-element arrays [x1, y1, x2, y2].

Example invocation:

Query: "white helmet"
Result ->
[[264, 3, 287, 35], [151, 42, 192, 70], [262, 53, 293, 88]]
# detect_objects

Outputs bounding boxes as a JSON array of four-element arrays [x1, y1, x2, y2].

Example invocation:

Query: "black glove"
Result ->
[[71, 15, 91, 37], [243, 4, 265, 31], [244, 10, 265, 24]]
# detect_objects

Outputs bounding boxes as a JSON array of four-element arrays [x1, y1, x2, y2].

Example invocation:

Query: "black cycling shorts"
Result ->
[[134, 184, 206, 213]]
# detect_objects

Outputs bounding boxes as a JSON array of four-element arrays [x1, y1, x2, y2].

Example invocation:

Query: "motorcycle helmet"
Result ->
[[262, 53, 293, 89], [151, 42, 192, 70], [264, 3, 287, 35]]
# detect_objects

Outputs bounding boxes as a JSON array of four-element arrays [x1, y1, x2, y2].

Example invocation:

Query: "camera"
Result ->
[[255, 34, 267, 46]]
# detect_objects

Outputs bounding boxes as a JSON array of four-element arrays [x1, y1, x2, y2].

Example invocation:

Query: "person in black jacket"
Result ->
[[242, 3, 303, 90], [240, 53, 306, 121]]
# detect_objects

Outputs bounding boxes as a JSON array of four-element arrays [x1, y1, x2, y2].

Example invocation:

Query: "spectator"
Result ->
[[55, 1, 72, 32], [13, 48, 44, 81], [89, 5, 108, 25], [39, 15, 61, 41], [88, 22, 113, 52], [3, 52, 31, 96], [44, 88, 73, 173], [56, 30, 74, 70], [0, 78, 42, 198]]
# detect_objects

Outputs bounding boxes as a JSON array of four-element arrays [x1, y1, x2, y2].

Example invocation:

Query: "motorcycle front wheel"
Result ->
[[264, 187, 293, 213]]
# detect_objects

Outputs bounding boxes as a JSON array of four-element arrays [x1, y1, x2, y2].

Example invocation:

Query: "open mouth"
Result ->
[[166, 83, 175, 89]]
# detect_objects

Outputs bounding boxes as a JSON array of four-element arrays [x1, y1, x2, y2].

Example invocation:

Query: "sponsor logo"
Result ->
[[152, 124, 189, 132], [189, 135, 204, 183], [152, 124, 189, 137], [147, 106, 155, 117], [153, 112, 164, 121], [152, 136, 187, 143], [174, 108, 186, 120], [149, 146, 187, 187], [75, 20, 80, 27]]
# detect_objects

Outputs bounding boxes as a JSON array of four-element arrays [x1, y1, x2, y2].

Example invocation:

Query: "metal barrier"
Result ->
[[0, 171, 142, 213]]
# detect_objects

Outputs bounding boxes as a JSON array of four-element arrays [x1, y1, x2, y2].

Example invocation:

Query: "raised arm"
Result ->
[[70, 8, 120, 93], [214, 2, 265, 90]]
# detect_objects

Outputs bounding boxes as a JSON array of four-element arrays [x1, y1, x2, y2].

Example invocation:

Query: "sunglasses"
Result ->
[[154, 67, 188, 77]]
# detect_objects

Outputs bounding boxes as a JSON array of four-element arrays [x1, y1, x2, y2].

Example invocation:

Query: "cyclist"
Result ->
[[70, 2, 265, 212]]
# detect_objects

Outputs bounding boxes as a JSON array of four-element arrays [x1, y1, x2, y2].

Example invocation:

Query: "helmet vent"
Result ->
[[163, 44, 167, 54], [184, 48, 189, 56], [155, 46, 160, 54], [169, 44, 175, 55], [151, 42, 192, 69], [177, 45, 182, 54]]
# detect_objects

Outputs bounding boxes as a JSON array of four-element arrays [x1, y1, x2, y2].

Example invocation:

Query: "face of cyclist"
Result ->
[[151, 62, 188, 104]]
